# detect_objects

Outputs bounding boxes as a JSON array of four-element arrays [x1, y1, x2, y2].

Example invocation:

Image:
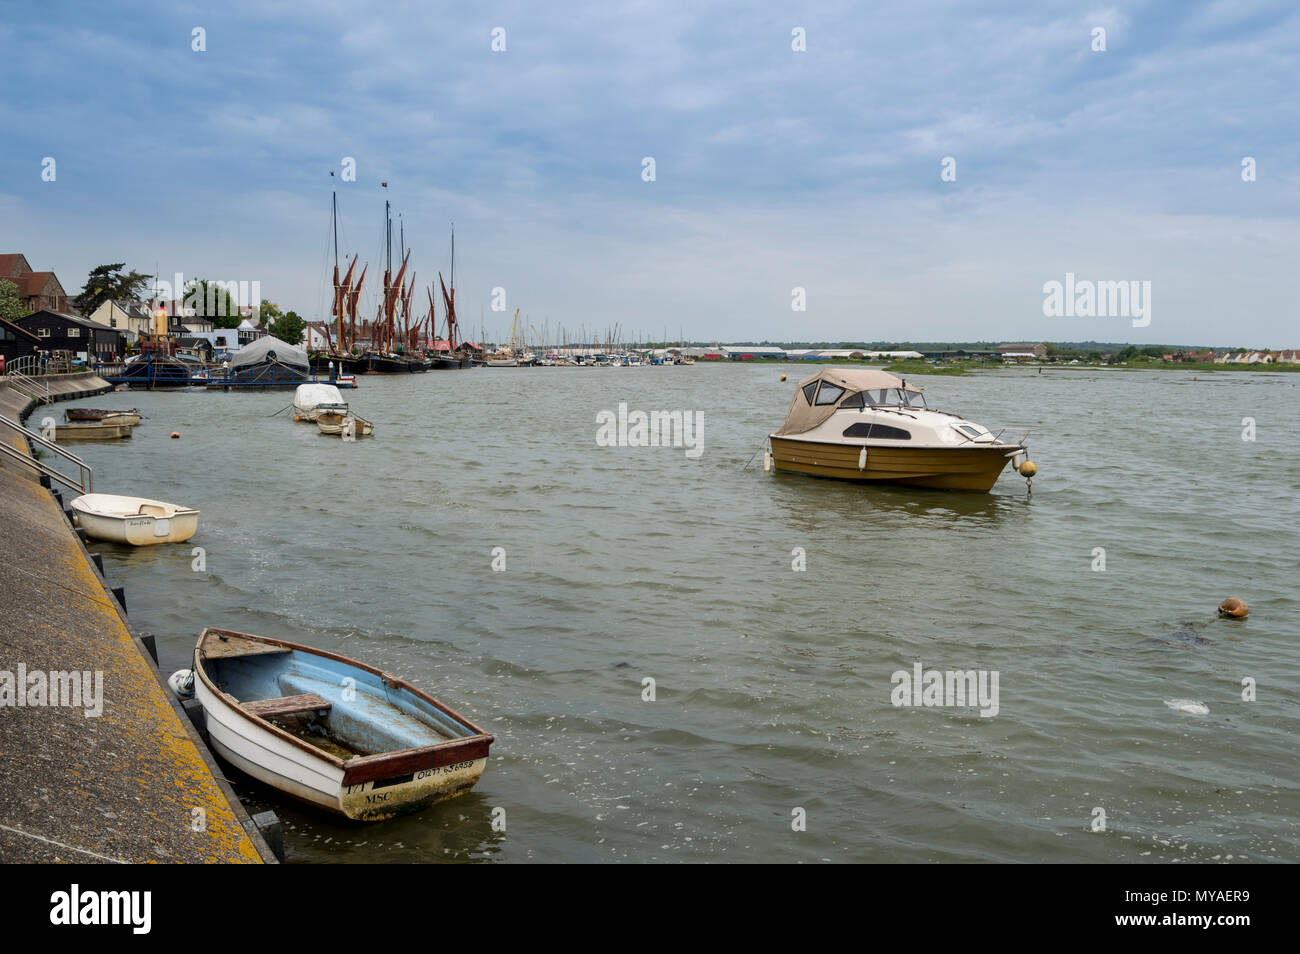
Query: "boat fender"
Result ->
[[168, 668, 195, 699], [763, 451, 772, 472], [858, 447, 867, 471]]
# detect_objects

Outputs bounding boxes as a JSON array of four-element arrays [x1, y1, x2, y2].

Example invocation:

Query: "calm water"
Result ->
[[65, 364, 1300, 863]]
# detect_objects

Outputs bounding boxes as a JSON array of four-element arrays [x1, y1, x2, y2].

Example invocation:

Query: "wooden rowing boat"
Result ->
[[70, 493, 200, 545], [317, 408, 374, 437], [54, 422, 134, 441], [65, 407, 141, 425], [191, 628, 493, 821]]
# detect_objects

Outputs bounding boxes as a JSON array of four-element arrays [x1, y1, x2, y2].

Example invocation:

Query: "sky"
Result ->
[[2, 0, 1298, 347]]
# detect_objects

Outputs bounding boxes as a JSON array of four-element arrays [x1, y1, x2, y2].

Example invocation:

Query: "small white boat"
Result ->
[[70, 493, 200, 545], [65, 407, 141, 426], [292, 383, 347, 422], [54, 421, 134, 441], [317, 408, 374, 437], [190, 628, 493, 821]]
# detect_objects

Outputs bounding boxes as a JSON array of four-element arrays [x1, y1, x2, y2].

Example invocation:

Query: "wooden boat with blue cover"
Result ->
[[192, 627, 493, 821]]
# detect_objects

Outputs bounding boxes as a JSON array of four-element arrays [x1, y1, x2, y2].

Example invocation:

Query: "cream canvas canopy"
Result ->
[[228, 335, 309, 371], [774, 367, 920, 436]]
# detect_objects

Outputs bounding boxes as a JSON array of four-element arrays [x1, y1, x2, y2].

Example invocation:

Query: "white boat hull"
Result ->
[[196, 677, 346, 813], [192, 629, 492, 820], [71, 494, 200, 545]]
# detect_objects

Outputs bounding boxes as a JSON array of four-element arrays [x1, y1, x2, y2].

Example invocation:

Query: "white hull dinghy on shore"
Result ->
[[188, 628, 493, 821], [70, 493, 200, 545]]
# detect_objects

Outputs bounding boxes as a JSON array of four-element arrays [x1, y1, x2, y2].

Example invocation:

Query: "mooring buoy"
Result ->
[[170, 431, 180, 439], [1218, 597, 1248, 619]]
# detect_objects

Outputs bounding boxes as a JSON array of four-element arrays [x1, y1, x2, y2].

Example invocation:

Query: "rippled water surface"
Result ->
[[68, 364, 1300, 862]]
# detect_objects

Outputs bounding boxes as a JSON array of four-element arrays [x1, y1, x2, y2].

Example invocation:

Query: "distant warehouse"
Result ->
[[785, 349, 924, 360], [722, 346, 787, 360]]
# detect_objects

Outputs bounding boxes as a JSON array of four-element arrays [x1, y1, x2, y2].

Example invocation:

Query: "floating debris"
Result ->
[[1165, 699, 1209, 716]]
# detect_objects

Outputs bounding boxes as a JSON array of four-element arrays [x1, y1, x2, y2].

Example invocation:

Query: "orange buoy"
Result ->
[[780, 374, 787, 382], [1218, 597, 1248, 619], [170, 431, 180, 439]]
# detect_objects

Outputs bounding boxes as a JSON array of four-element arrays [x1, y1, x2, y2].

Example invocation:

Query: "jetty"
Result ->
[[0, 372, 274, 863]]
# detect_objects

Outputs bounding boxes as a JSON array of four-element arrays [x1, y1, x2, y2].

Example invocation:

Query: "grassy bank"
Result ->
[[882, 360, 978, 375]]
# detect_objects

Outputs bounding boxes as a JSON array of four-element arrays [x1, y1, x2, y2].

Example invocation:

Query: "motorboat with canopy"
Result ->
[[769, 368, 1032, 492]]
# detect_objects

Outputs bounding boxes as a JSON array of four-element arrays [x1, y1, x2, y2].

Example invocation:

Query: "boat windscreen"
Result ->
[[869, 388, 926, 407]]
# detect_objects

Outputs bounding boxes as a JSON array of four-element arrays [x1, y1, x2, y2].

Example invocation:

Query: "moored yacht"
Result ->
[[769, 368, 1033, 492]]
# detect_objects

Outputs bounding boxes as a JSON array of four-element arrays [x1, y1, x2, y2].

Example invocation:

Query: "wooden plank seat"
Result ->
[[243, 693, 332, 719]]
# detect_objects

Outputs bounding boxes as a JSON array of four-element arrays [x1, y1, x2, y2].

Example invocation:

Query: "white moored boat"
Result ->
[[70, 493, 200, 545], [188, 628, 493, 821], [292, 383, 347, 422], [317, 408, 374, 437]]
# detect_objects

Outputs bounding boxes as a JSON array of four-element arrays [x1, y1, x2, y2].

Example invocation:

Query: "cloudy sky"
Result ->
[[3, 1, 1297, 346]]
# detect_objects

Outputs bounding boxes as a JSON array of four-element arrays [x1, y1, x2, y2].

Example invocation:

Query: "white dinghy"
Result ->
[[70, 493, 200, 546], [292, 383, 347, 422], [188, 628, 493, 821]]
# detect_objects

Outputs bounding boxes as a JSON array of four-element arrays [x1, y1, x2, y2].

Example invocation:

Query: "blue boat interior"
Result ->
[[207, 647, 473, 758]]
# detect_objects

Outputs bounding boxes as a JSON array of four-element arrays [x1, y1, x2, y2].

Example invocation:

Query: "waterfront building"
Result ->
[[0, 252, 70, 313], [15, 309, 125, 362]]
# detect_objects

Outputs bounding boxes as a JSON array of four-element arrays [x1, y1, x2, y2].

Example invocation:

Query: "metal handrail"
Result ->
[[6, 371, 52, 404], [3, 354, 42, 376], [0, 416, 93, 493]]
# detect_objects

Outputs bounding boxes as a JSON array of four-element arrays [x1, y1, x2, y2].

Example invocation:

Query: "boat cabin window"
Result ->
[[842, 422, 912, 440], [839, 391, 865, 408], [815, 383, 845, 406], [956, 424, 982, 438], [802, 382, 819, 404]]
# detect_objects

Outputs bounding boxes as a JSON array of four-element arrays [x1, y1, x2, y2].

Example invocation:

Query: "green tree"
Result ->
[[256, 300, 282, 325], [0, 280, 24, 321], [74, 263, 150, 317], [267, 309, 306, 346], [184, 279, 243, 329]]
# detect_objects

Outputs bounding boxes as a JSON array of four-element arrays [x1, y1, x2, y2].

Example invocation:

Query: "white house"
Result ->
[[304, 322, 334, 351], [86, 300, 155, 342]]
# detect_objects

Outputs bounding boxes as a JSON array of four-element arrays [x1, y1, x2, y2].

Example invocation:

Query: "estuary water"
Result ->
[[66, 364, 1300, 863]]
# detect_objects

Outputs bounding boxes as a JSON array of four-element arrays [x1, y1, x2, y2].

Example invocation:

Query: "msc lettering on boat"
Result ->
[[49, 884, 151, 934], [1041, 272, 1151, 328], [595, 402, 703, 458], [890, 663, 999, 718], [0, 665, 104, 717]]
